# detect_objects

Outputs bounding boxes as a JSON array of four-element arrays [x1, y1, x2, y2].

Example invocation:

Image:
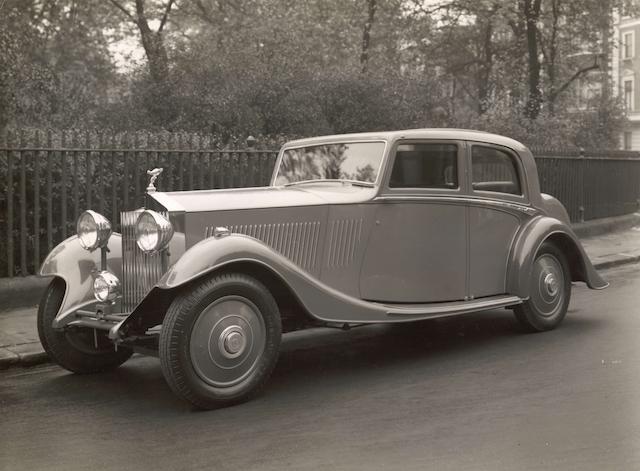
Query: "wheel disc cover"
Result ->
[[189, 295, 266, 388], [531, 254, 565, 318]]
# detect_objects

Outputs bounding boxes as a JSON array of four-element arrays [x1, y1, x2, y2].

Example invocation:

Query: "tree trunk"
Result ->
[[134, 0, 170, 89], [523, 0, 542, 120], [360, 0, 377, 73]]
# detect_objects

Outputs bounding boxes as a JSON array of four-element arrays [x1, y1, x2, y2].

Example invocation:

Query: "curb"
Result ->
[[0, 345, 47, 370], [572, 212, 640, 239], [0, 276, 51, 312], [1, 254, 638, 371]]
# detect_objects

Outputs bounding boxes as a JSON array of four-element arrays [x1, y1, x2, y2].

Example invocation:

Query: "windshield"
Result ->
[[274, 141, 386, 186]]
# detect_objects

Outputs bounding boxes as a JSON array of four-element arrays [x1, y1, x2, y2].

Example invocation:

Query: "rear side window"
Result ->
[[389, 144, 458, 189], [471, 146, 522, 195]]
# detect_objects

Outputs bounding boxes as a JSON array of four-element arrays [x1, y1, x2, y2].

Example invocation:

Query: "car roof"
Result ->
[[283, 128, 529, 153]]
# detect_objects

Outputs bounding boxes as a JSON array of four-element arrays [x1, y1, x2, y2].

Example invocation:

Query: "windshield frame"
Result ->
[[270, 139, 389, 188]]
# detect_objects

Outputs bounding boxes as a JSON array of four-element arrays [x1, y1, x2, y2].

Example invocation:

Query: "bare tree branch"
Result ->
[[158, 0, 176, 33], [109, 0, 136, 23], [550, 62, 600, 102]]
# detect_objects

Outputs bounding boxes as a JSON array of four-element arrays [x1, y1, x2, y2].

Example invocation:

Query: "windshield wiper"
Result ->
[[283, 179, 375, 188]]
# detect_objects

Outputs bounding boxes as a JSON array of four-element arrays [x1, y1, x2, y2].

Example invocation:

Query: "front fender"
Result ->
[[39, 235, 122, 328], [151, 234, 394, 324], [507, 216, 608, 298]]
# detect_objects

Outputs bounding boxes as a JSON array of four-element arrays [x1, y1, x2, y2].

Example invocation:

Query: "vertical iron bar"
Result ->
[[123, 133, 129, 210], [86, 131, 92, 209], [178, 134, 184, 190], [167, 134, 174, 192], [111, 134, 117, 224], [98, 133, 105, 215], [73, 132, 79, 221], [6, 131, 14, 276], [134, 132, 140, 205], [188, 134, 194, 190], [46, 130, 53, 251], [33, 130, 41, 272], [61, 131, 68, 239], [19, 130, 27, 275]]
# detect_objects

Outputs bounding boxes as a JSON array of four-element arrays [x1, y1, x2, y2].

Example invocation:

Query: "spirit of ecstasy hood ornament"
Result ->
[[146, 168, 163, 193]]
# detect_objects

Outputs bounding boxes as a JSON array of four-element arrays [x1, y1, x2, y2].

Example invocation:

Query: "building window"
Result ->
[[623, 31, 635, 59], [624, 79, 634, 111], [624, 132, 633, 150]]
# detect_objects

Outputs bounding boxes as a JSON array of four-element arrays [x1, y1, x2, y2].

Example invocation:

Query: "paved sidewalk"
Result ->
[[1, 226, 638, 370]]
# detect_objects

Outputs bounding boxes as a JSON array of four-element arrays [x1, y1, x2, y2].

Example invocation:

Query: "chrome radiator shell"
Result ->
[[120, 210, 167, 311]]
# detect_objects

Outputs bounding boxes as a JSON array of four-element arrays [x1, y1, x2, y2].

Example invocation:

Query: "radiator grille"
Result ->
[[121, 210, 166, 311]]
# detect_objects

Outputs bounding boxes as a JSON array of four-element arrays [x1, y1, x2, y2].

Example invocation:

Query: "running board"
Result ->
[[381, 295, 523, 318]]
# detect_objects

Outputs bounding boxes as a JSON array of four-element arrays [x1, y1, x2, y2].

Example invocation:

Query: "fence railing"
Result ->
[[1, 130, 278, 277], [2, 135, 639, 277]]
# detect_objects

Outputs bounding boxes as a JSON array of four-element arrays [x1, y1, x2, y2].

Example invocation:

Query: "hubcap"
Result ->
[[531, 254, 565, 317], [190, 296, 266, 388], [219, 326, 247, 358], [543, 273, 559, 297]]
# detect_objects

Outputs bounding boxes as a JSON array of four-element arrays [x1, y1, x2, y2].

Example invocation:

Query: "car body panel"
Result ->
[[360, 200, 467, 302], [507, 216, 608, 296], [39, 235, 123, 328]]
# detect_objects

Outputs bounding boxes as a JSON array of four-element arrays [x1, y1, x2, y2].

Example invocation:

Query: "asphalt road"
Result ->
[[1, 264, 640, 471]]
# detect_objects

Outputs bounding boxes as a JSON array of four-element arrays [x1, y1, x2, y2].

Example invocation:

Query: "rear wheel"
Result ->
[[159, 273, 282, 410], [514, 242, 571, 332], [37, 278, 132, 373]]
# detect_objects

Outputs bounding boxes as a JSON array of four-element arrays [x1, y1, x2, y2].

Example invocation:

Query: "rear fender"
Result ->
[[507, 216, 608, 298], [39, 235, 122, 328]]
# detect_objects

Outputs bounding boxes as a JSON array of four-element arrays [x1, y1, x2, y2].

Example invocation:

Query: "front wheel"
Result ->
[[37, 278, 132, 373], [159, 273, 282, 410], [514, 242, 572, 332]]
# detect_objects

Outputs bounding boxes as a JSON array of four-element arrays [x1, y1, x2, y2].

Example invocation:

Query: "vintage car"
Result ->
[[38, 129, 607, 409]]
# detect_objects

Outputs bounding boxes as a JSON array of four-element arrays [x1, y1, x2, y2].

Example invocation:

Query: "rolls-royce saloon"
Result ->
[[38, 129, 607, 409]]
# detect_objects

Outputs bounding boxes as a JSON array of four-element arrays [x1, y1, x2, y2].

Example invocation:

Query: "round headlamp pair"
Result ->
[[135, 210, 174, 253], [77, 210, 112, 251]]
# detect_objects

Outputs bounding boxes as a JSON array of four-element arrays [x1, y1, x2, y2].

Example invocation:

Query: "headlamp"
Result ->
[[135, 210, 174, 253], [76, 210, 112, 251]]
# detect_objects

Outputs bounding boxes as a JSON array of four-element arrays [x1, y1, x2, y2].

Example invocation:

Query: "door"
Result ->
[[468, 143, 526, 298], [360, 141, 468, 303]]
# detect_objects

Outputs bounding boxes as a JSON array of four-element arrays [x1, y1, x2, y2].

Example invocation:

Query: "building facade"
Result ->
[[612, 11, 640, 149]]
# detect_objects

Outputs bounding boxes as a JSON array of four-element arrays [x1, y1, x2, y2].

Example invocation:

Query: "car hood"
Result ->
[[150, 184, 377, 213]]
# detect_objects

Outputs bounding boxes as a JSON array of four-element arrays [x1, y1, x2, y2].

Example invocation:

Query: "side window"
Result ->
[[471, 146, 522, 195], [389, 144, 458, 189]]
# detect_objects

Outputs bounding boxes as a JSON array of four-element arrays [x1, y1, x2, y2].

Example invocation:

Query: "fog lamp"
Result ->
[[93, 271, 121, 302]]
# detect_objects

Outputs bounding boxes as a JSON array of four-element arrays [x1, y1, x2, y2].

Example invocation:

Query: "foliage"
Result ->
[[0, 0, 632, 146]]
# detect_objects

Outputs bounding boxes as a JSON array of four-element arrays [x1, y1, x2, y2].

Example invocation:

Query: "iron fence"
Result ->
[[1, 130, 278, 277], [1, 133, 639, 277]]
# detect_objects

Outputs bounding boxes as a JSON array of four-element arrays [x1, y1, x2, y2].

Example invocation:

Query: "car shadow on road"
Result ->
[[34, 308, 604, 415]]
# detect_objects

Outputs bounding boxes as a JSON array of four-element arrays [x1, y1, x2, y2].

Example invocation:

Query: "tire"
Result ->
[[37, 278, 132, 373], [159, 273, 282, 410], [514, 242, 572, 332]]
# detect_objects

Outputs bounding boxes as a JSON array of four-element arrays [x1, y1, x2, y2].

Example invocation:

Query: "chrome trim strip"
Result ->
[[374, 195, 538, 215], [384, 295, 522, 316]]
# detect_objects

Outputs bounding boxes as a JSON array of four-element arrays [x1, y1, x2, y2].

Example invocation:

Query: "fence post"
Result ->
[[578, 147, 585, 223], [19, 130, 27, 275]]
